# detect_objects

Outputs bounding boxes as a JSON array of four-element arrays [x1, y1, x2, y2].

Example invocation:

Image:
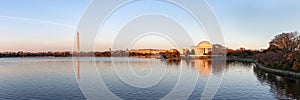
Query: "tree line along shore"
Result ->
[[0, 49, 180, 58], [227, 31, 300, 73], [1, 31, 299, 73]]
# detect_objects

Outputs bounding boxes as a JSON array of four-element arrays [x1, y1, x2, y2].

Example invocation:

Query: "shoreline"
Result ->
[[255, 62, 300, 78], [227, 57, 300, 78]]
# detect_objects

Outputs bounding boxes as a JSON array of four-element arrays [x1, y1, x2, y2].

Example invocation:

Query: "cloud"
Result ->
[[0, 15, 75, 29]]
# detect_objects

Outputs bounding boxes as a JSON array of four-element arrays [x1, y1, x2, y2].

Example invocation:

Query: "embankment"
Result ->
[[227, 57, 300, 78]]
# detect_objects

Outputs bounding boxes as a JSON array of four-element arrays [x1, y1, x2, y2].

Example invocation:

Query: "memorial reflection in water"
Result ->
[[73, 58, 299, 99]]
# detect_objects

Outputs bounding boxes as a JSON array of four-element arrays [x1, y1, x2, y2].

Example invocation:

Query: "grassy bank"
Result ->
[[255, 62, 300, 78], [257, 61, 300, 73], [227, 57, 300, 78]]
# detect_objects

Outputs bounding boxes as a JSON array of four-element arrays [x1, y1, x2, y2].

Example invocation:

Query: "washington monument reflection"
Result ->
[[76, 58, 80, 80], [75, 32, 80, 81]]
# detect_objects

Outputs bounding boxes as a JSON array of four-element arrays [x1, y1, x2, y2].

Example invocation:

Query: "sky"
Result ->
[[1, 0, 300, 52]]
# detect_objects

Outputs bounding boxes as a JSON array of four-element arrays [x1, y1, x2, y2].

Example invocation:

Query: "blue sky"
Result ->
[[1, 0, 300, 52], [0, 0, 90, 51], [208, 0, 300, 49]]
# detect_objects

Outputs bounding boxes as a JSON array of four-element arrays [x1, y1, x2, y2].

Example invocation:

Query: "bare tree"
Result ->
[[212, 44, 227, 55]]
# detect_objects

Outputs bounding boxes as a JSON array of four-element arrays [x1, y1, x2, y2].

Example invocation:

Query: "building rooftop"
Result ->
[[196, 41, 212, 48]]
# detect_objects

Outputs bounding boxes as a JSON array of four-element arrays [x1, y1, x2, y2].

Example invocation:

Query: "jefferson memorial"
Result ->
[[179, 41, 212, 57]]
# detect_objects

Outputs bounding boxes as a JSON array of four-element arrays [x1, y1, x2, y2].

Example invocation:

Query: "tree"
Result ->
[[212, 44, 226, 55], [269, 31, 300, 53], [257, 31, 300, 72]]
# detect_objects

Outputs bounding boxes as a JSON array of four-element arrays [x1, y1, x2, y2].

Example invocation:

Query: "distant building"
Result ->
[[180, 41, 212, 56], [129, 49, 166, 55], [194, 41, 212, 55]]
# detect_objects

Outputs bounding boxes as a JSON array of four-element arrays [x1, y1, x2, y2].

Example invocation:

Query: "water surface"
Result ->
[[0, 57, 299, 99]]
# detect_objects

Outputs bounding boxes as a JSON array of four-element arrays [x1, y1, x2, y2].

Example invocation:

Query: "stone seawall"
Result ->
[[255, 62, 300, 78]]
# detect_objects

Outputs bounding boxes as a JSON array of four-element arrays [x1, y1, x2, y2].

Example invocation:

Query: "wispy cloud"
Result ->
[[0, 15, 75, 29]]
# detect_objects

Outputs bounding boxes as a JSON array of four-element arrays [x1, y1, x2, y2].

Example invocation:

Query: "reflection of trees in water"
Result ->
[[226, 61, 300, 99], [254, 67, 300, 99], [165, 59, 181, 66], [225, 61, 254, 73], [211, 57, 226, 75]]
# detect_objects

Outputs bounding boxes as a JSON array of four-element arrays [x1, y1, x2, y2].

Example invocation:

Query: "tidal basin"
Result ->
[[0, 57, 299, 99]]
